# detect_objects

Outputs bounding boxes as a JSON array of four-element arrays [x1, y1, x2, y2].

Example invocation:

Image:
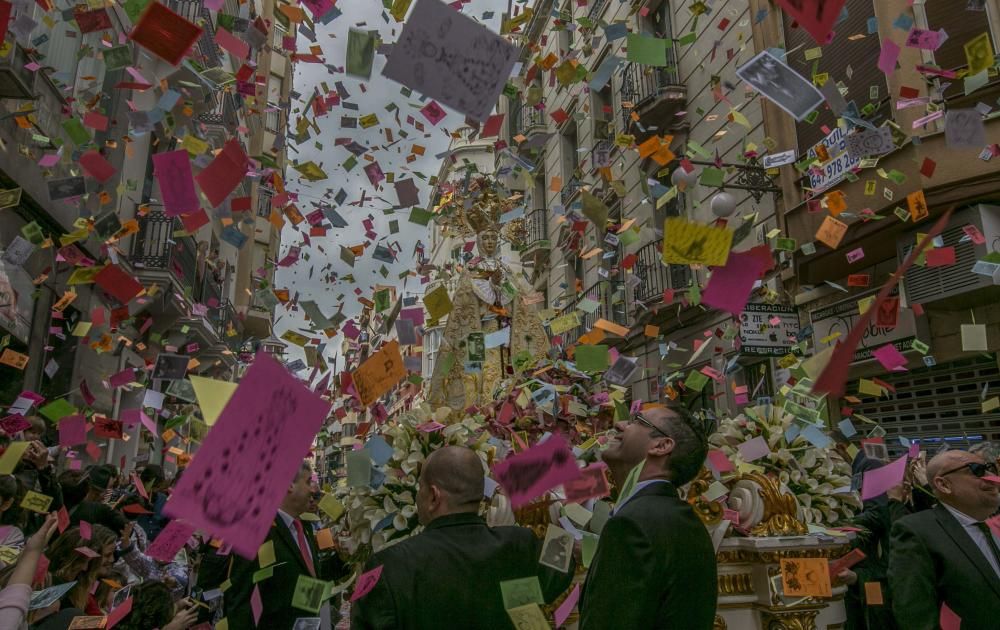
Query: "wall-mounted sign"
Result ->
[[739, 303, 800, 357], [809, 287, 919, 363]]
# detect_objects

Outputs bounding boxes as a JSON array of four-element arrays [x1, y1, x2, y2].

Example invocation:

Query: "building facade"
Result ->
[[0, 0, 293, 472], [760, 0, 1000, 449], [485, 0, 1000, 450], [493, 0, 780, 417]]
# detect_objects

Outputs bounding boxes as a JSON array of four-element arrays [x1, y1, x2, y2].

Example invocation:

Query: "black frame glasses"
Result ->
[[939, 462, 998, 479], [631, 413, 669, 438]]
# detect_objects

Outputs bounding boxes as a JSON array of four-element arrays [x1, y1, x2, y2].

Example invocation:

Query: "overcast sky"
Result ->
[[273, 0, 508, 374]]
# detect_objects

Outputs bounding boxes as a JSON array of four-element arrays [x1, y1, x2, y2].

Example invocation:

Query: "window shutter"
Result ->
[[923, 2, 996, 99], [781, 1, 887, 153]]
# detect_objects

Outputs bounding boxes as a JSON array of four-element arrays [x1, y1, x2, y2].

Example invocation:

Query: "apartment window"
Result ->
[[573, 256, 585, 290], [265, 103, 282, 133], [268, 74, 283, 104], [558, 1, 575, 52], [782, 2, 888, 153], [272, 18, 288, 50], [256, 186, 274, 218], [919, 2, 998, 100], [561, 122, 579, 181], [641, 0, 672, 38], [592, 81, 614, 140]]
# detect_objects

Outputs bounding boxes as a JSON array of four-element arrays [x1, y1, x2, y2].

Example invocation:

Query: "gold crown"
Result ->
[[436, 178, 527, 247]]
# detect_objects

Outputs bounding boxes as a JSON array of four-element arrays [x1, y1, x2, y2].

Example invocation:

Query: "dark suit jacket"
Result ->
[[580, 482, 717, 629], [224, 516, 325, 630], [844, 499, 910, 630], [351, 512, 575, 629], [888, 503, 1000, 629]]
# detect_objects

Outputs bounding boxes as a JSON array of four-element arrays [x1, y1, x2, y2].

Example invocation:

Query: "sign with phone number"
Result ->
[[807, 127, 860, 193]]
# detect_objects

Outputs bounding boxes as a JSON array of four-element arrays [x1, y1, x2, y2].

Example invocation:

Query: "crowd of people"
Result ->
[[0, 406, 997, 629], [0, 415, 348, 629]]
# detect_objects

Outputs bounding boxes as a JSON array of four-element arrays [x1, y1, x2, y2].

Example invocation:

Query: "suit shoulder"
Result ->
[[370, 535, 424, 563], [619, 494, 700, 522], [491, 525, 542, 542], [893, 508, 938, 532]]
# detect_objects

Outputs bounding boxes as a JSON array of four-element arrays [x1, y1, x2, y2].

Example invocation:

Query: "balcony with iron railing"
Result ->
[[511, 102, 546, 138], [633, 238, 692, 304], [560, 176, 583, 206], [264, 104, 282, 133], [130, 211, 199, 293], [199, 91, 238, 128], [209, 300, 243, 351], [618, 52, 685, 134], [522, 209, 549, 251], [0, 41, 38, 100], [559, 282, 606, 346], [167, 0, 223, 69], [588, 0, 611, 22]]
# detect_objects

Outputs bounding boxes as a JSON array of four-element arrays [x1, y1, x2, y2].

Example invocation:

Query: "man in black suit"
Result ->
[[351, 446, 574, 629], [224, 461, 333, 629], [580, 404, 717, 629], [888, 449, 1000, 628]]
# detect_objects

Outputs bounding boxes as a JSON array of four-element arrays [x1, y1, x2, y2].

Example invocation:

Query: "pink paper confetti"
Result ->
[[861, 455, 908, 500], [492, 434, 582, 508], [146, 520, 196, 563], [554, 584, 580, 627], [251, 584, 263, 624], [420, 100, 447, 125], [940, 602, 961, 630], [106, 596, 133, 629], [872, 344, 908, 371], [878, 40, 901, 75], [351, 565, 384, 601], [163, 353, 330, 559], [708, 449, 735, 473]]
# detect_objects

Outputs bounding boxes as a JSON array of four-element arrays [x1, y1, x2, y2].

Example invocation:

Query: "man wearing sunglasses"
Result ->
[[888, 449, 1000, 629], [579, 405, 717, 629]]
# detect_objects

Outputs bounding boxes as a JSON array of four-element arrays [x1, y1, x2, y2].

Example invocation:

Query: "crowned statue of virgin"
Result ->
[[427, 179, 550, 412]]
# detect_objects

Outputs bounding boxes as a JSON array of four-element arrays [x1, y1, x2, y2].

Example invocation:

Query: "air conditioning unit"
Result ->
[[0, 42, 37, 100], [896, 204, 1000, 305]]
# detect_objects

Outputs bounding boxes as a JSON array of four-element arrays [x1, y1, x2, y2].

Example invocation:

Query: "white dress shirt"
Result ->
[[941, 503, 1000, 579]]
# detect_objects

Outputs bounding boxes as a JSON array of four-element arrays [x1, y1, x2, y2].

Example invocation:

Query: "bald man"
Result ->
[[351, 446, 574, 629], [888, 449, 1000, 628]]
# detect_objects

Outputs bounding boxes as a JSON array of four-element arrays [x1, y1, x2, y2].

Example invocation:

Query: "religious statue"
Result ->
[[427, 180, 550, 411]]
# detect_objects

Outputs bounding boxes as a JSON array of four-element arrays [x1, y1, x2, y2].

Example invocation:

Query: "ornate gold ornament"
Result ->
[[758, 609, 819, 630], [718, 572, 754, 595], [434, 177, 528, 248], [686, 466, 724, 526], [740, 472, 808, 537]]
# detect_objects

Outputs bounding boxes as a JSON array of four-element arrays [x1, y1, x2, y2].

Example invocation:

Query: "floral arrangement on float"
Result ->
[[336, 404, 494, 558], [335, 356, 620, 563], [701, 402, 861, 536]]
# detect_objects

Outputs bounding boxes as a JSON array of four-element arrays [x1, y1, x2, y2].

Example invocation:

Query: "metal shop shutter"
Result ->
[[850, 355, 1000, 454]]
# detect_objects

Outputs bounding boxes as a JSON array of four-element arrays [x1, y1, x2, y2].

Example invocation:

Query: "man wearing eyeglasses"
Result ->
[[888, 449, 1000, 628], [579, 405, 717, 629]]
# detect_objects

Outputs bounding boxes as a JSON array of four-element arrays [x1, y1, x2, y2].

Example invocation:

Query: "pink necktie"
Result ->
[[292, 519, 316, 576]]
